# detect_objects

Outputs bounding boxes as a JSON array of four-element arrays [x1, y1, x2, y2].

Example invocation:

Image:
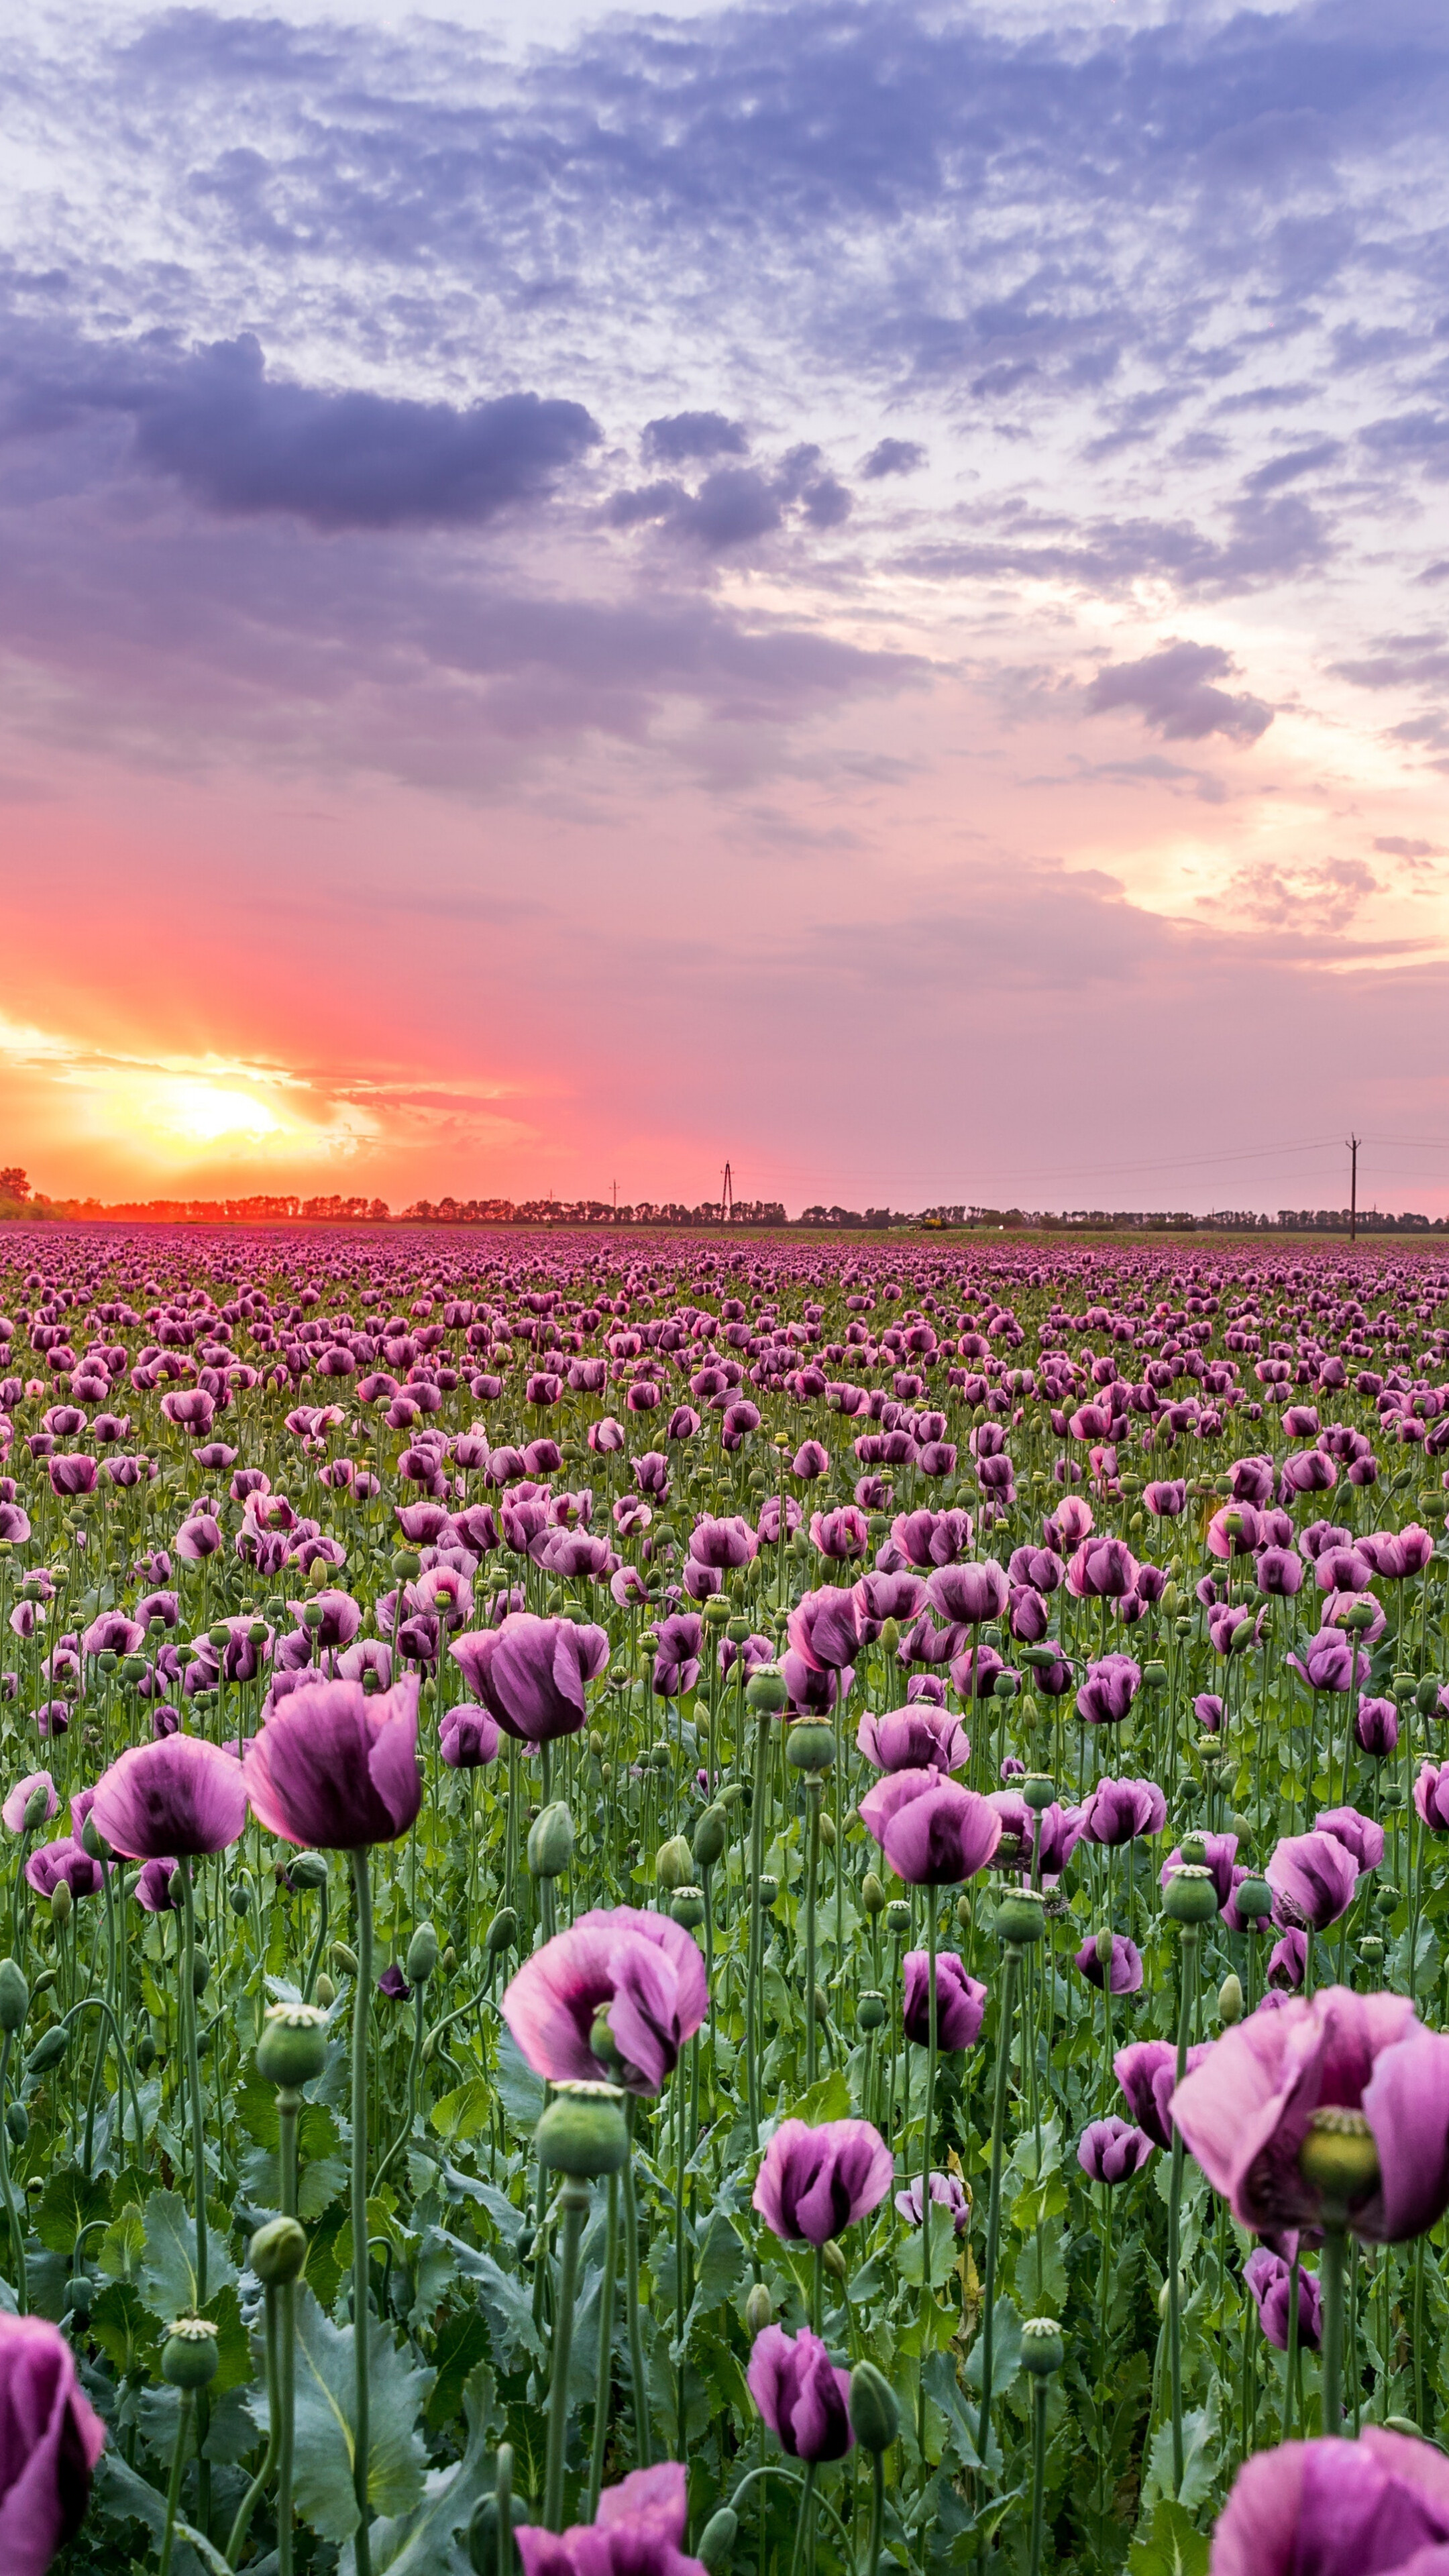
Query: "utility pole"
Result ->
[[1348, 1134, 1360, 1244]]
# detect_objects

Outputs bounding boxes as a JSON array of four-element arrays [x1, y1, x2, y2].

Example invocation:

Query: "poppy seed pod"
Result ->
[[534, 2079, 629, 2176], [249, 2215, 307, 2287], [1162, 1864, 1220, 1924], [1021, 1774, 1056, 1813], [857, 1991, 886, 2031], [849, 2359, 900, 2453], [757, 1874, 780, 1910], [1298, 2106, 1381, 2212], [884, 1898, 912, 1937], [671, 1886, 705, 1929], [1236, 1876, 1273, 1924], [256, 2001, 329, 2089], [995, 1886, 1047, 1945], [745, 1666, 788, 1715], [527, 1802, 575, 1879], [162, 2316, 220, 2388], [1019, 2318, 1065, 2378]]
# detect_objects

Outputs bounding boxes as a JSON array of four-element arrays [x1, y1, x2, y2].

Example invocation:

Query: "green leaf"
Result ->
[[431, 2078, 493, 2144], [494, 2028, 544, 2137], [255, 2283, 433, 2542], [89, 2279, 160, 2376], [961, 2296, 1020, 2398], [898, 2202, 960, 2292], [921, 2347, 983, 2473], [685, 2214, 746, 2326], [1142, 2381, 1221, 2516], [135, 2190, 238, 2326], [784, 2068, 851, 2129], [448, 2237, 545, 2370], [425, 2312, 493, 2430], [352, 2360, 502, 2576], [34, 2162, 111, 2256], [1128, 2499, 1211, 2576], [97, 2201, 146, 2284], [93, 2449, 230, 2576]]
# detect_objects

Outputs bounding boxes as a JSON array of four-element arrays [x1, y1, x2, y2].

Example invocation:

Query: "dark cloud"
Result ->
[[7, 329, 600, 530], [1360, 410, 1449, 480], [642, 411, 748, 465], [861, 438, 926, 479], [606, 444, 851, 551], [1375, 835, 1443, 857], [1085, 641, 1275, 743], [1243, 439, 1344, 491], [1331, 633, 1449, 687]]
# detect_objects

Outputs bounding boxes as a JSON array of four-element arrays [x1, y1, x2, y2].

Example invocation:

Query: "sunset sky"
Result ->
[[3, 0, 1449, 1216]]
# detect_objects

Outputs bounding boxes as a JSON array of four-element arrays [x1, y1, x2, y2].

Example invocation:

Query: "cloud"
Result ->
[[1215, 854, 1379, 936], [861, 438, 926, 479], [643, 412, 748, 465], [1243, 439, 1344, 492], [1375, 835, 1443, 859], [1084, 641, 1275, 743], [605, 444, 852, 551]]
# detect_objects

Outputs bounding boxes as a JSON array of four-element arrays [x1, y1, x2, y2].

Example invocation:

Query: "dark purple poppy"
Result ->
[[902, 1949, 986, 2047]]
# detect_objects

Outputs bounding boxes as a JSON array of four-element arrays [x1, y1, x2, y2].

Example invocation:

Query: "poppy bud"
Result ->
[[655, 1833, 693, 1890], [535, 2080, 630, 2177], [50, 1882, 71, 1931], [65, 2275, 92, 2324], [955, 1894, 972, 1933], [289, 1851, 329, 1890], [229, 1877, 254, 1919], [256, 2002, 329, 2089], [162, 2316, 220, 2389], [699, 2508, 738, 2575], [1093, 1927, 1114, 1969], [314, 1973, 337, 2008], [745, 2282, 773, 2335], [1218, 1972, 1243, 2026], [818, 1811, 837, 1849], [406, 1921, 439, 1986], [527, 1803, 575, 1879], [486, 1906, 519, 1957], [5, 2103, 25, 2147], [861, 1871, 885, 1917], [692, 1806, 729, 1870], [821, 2237, 847, 2280], [849, 2359, 900, 2452], [192, 1948, 210, 1998], [249, 2215, 307, 2287], [0, 1960, 28, 2035], [22, 1786, 50, 1835]]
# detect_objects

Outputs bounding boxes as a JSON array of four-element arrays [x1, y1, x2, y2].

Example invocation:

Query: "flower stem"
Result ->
[[180, 1864, 208, 2304], [225, 2284, 280, 2569], [1028, 2375, 1049, 2576], [544, 2178, 590, 2530], [350, 1846, 375, 2576], [1168, 1923, 1198, 2493], [623, 2100, 652, 2467], [916, 1891, 938, 2466], [746, 1717, 769, 2150], [158, 2390, 195, 2576], [804, 1776, 821, 2090], [1321, 2219, 1347, 2432], [0, 2033, 27, 2314], [861, 2447, 884, 2576], [586, 2167, 620, 2518], [975, 1938, 1022, 2464]]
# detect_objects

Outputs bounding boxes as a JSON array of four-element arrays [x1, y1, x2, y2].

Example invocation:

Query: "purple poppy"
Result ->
[[788, 1589, 864, 1673], [1415, 1764, 1449, 1835], [1315, 1806, 1384, 1875], [1159, 1833, 1238, 1911], [502, 1906, 707, 2095], [924, 1560, 1009, 1627], [894, 2171, 971, 2233], [1075, 1654, 1141, 1727], [1079, 1776, 1165, 1847], [243, 1673, 423, 1849], [1, 1774, 57, 1835], [1066, 1536, 1139, 1601], [753, 2118, 894, 2246], [1267, 1831, 1359, 1931], [449, 1613, 608, 1743], [902, 1949, 987, 2048], [439, 1705, 500, 1768], [91, 1735, 248, 1860], [1077, 2116, 1154, 2185], [859, 1771, 1002, 1886], [1244, 2247, 1322, 2355], [1356, 1698, 1399, 1759], [1288, 1631, 1371, 1695], [134, 1857, 180, 1913], [25, 1839, 102, 1902], [515, 2463, 706, 2576], [1116, 2037, 1214, 2153], [747, 2326, 853, 2463], [0, 2310, 107, 2575], [1212, 2426, 1449, 2576], [855, 1705, 970, 1776], [1171, 1986, 1449, 2242], [651, 1613, 703, 1700], [1075, 1935, 1143, 1995]]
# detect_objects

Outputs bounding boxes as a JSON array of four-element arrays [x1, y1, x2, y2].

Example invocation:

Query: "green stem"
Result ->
[[1321, 2220, 1347, 2432], [862, 2447, 884, 2576], [587, 2168, 620, 2518], [1028, 2377, 1048, 2576], [226, 2286, 280, 2568], [975, 1939, 1022, 2464], [746, 1717, 769, 2150], [1168, 1925, 1198, 2493], [544, 2179, 589, 2530], [623, 2104, 652, 2467], [496, 2442, 514, 2576], [158, 2390, 195, 2576], [916, 1892, 938, 2467], [180, 1866, 208, 2304], [0, 2033, 26, 2314], [350, 1847, 375, 2576]]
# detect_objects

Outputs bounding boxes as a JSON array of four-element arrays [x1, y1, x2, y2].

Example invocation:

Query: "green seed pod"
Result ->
[[0, 1960, 29, 2036], [856, 1990, 887, 2033], [66, 2275, 93, 2324], [162, 2316, 220, 2389], [1018, 2317, 1065, 2378], [486, 1907, 519, 1957], [192, 1949, 211, 1999], [256, 2002, 329, 2089], [745, 1666, 788, 1715], [1020, 1774, 1056, 1814], [405, 1920, 439, 1987], [1163, 1864, 1220, 1924], [655, 1833, 693, 1890], [1375, 1884, 1403, 1921], [289, 1851, 330, 1890], [994, 1886, 1047, 1946], [756, 1874, 780, 1911], [527, 1803, 575, 1879], [248, 2216, 308, 2287], [1299, 2107, 1380, 2209], [392, 1548, 423, 1581], [786, 1722, 837, 1772], [534, 2080, 630, 2177], [849, 2359, 901, 2452], [698, 2506, 738, 2575], [745, 2281, 773, 2336], [1236, 1876, 1273, 1925], [884, 1898, 912, 1938], [5, 2102, 28, 2148], [671, 1885, 706, 1929]]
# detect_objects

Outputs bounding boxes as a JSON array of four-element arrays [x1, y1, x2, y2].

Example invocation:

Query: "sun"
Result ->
[[140, 1077, 288, 1148]]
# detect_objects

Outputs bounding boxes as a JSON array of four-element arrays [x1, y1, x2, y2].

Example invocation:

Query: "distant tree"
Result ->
[[0, 1168, 30, 1200]]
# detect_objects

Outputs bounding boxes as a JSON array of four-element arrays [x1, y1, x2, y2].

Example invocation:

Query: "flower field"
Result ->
[[1, 1220, 1449, 2576]]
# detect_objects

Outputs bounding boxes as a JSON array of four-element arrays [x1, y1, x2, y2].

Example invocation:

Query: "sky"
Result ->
[[3, 0, 1449, 1219]]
